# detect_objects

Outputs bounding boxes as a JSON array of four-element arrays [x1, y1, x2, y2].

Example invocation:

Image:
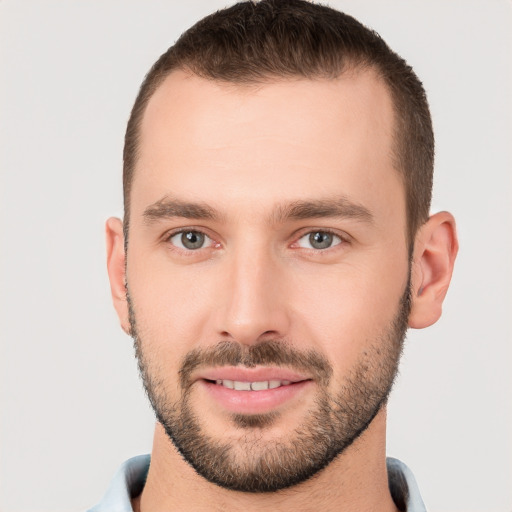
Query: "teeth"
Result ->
[[234, 381, 251, 391], [214, 379, 293, 391], [251, 381, 269, 391], [222, 379, 234, 389]]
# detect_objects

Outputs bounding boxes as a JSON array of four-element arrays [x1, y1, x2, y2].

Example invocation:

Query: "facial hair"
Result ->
[[128, 280, 411, 493]]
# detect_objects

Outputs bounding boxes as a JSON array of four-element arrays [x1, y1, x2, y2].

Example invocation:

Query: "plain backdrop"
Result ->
[[1, 1, 511, 511]]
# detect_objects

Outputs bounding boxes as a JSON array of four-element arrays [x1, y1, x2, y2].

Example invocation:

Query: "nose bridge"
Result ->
[[217, 238, 288, 345]]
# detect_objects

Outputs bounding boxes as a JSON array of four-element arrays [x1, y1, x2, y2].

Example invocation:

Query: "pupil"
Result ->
[[310, 231, 332, 249], [182, 231, 204, 249]]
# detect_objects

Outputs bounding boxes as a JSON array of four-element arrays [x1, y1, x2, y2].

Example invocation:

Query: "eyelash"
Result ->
[[293, 229, 346, 251], [163, 228, 349, 253], [164, 228, 217, 252]]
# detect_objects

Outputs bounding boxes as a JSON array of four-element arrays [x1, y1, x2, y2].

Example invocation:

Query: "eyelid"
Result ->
[[292, 228, 351, 250], [160, 226, 350, 252], [163, 227, 219, 250]]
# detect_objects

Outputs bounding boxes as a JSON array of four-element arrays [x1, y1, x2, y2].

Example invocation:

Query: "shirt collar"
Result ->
[[88, 454, 149, 512], [387, 457, 427, 512]]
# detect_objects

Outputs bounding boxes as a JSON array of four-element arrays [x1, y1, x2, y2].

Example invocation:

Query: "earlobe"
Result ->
[[408, 211, 458, 329], [105, 217, 131, 335]]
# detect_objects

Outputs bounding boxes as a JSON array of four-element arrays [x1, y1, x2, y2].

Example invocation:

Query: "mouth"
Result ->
[[196, 367, 313, 415], [208, 378, 295, 391]]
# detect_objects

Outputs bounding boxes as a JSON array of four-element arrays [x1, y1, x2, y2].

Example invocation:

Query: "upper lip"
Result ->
[[196, 366, 311, 383]]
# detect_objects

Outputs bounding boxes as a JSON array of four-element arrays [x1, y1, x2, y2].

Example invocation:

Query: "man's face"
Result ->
[[125, 70, 411, 491]]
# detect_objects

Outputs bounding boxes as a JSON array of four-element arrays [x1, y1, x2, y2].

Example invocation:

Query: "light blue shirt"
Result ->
[[88, 455, 427, 511]]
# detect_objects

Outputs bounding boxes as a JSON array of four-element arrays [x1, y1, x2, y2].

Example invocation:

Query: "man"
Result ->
[[92, 0, 458, 510]]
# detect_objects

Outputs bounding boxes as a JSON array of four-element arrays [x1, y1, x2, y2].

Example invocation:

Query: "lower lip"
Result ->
[[199, 380, 313, 414]]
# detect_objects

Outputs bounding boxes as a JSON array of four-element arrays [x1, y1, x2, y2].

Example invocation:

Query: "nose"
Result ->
[[215, 244, 291, 346]]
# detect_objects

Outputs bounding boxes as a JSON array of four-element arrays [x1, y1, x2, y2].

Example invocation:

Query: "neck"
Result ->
[[133, 408, 398, 512]]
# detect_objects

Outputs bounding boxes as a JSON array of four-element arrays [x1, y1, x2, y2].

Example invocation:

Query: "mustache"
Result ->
[[179, 340, 333, 389]]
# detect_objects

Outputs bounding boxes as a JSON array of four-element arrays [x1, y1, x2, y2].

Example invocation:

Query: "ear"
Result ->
[[408, 211, 458, 329], [106, 217, 131, 335]]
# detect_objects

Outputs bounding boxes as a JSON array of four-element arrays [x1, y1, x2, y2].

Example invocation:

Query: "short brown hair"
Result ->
[[123, 0, 434, 246]]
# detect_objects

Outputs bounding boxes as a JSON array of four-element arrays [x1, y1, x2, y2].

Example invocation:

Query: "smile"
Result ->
[[198, 371, 313, 414], [213, 379, 292, 391]]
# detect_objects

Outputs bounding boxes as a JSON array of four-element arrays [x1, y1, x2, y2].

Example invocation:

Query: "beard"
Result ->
[[128, 279, 411, 493]]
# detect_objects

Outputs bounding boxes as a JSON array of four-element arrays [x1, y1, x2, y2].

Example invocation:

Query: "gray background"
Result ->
[[1, 1, 511, 511]]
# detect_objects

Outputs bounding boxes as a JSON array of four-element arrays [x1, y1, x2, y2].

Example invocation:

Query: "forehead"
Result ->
[[133, 69, 400, 221]]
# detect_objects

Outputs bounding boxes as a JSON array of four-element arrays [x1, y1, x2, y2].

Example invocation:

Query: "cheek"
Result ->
[[126, 255, 216, 367], [289, 258, 408, 372]]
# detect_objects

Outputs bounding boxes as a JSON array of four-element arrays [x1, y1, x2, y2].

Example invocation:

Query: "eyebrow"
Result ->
[[270, 197, 374, 224], [143, 197, 220, 223], [142, 195, 373, 225]]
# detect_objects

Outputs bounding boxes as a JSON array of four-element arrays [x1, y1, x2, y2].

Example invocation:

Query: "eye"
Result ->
[[168, 230, 213, 250], [296, 231, 342, 250]]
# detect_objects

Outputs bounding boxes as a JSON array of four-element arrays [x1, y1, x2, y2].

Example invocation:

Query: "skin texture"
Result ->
[[106, 69, 458, 511], [128, 287, 410, 493]]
